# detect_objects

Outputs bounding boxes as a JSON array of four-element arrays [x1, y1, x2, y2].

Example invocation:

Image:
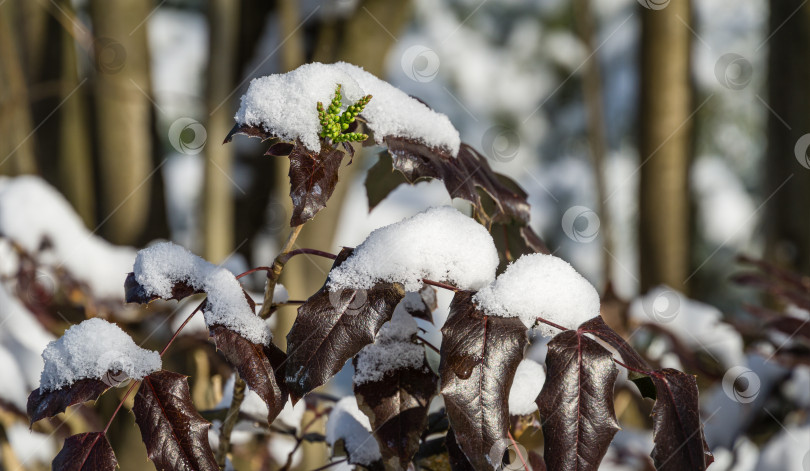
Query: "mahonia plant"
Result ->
[[28, 65, 714, 471], [317, 84, 371, 143]]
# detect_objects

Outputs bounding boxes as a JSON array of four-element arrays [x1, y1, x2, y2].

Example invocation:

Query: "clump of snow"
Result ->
[[354, 310, 427, 385], [328, 206, 498, 292], [628, 285, 744, 368], [39, 318, 161, 392], [508, 359, 545, 416], [235, 62, 460, 155], [133, 242, 271, 345], [473, 253, 601, 335], [325, 396, 382, 466], [0, 176, 136, 299]]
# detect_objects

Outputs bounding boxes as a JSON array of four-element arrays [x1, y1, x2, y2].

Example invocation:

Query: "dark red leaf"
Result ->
[[537, 330, 620, 471], [445, 429, 475, 471], [353, 345, 437, 467], [223, 122, 278, 143], [28, 379, 109, 425], [648, 369, 712, 470], [578, 316, 650, 372], [288, 141, 345, 226], [439, 292, 528, 470], [52, 432, 117, 471], [124, 272, 200, 304], [133, 370, 218, 471], [265, 141, 295, 156], [209, 325, 288, 423], [286, 248, 405, 400], [765, 316, 810, 341]]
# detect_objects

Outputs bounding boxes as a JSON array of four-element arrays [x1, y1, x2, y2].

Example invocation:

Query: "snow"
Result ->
[[38, 318, 161, 392], [328, 206, 498, 292], [6, 423, 55, 464], [473, 253, 601, 335], [0, 176, 136, 299], [0, 345, 30, 412], [325, 396, 382, 466], [628, 285, 744, 368], [0, 284, 55, 389], [133, 242, 272, 345], [234, 62, 460, 155], [756, 423, 810, 470], [508, 359, 545, 415], [353, 310, 427, 385]]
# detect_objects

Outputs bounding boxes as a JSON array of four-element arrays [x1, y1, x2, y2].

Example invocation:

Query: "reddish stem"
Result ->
[[422, 279, 458, 291], [535, 316, 570, 333], [160, 300, 205, 357], [280, 248, 338, 264], [236, 266, 272, 279], [417, 335, 440, 354], [612, 357, 652, 376], [103, 380, 138, 435], [508, 431, 530, 471]]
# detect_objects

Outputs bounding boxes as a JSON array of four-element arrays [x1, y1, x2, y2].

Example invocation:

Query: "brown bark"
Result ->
[[638, 1, 693, 293], [89, 0, 154, 245], [764, 0, 810, 274], [204, 0, 241, 263]]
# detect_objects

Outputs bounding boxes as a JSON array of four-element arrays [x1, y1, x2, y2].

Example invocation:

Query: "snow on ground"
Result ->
[[628, 285, 745, 369], [235, 62, 460, 155], [39, 318, 161, 391], [328, 206, 498, 292], [756, 423, 810, 470], [133, 242, 272, 345], [508, 359, 545, 416], [353, 310, 426, 385], [0, 176, 136, 300], [0, 285, 55, 390], [325, 396, 382, 466], [473, 253, 601, 335]]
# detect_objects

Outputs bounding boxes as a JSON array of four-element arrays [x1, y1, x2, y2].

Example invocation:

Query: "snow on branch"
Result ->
[[327, 206, 499, 292], [132, 242, 271, 345], [234, 62, 460, 155], [473, 253, 601, 336], [39, 318, 161, 392]]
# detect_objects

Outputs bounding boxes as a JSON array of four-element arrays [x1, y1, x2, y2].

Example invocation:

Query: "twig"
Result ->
[[308, 458, 348, 471], [235, 266, 272, 279], [103, 381, 139, 435], [279, 248, 337, 264], [216, 374, 246, 468], [259, 225, 304, 319], [422, 279, 458, 291], [535, 316, 570, 333], [160, 300, 206, 356], [418, 335, 440, 354], [508, 431, 530, 471]]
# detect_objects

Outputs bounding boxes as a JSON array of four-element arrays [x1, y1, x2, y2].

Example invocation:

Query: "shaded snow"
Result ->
[[133, 242, 271, 345], [329, 206, 498, 292], [325, 396, 382, 466], [508, 359, 545, 415], [473, 253, 601, 335], [353, 310, 426, 385], [39, 318, 161, 391]]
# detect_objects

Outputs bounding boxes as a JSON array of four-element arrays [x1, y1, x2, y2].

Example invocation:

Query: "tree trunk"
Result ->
[[204, 0, 240, 263], [764, 0, 810, 275], [89, 0, 154, 245], [0, 1, 38, 176], [638, 0, 693, 293]]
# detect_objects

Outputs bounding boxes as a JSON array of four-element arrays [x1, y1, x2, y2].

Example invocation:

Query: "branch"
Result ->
[[216, 374, 247, 468], [259, 225, 304, 319]]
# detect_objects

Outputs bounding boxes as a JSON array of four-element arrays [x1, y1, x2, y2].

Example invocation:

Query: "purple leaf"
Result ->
[[52, 432, 117, 471], [28, 378, 110, 425], [288, 141, 345, 226]]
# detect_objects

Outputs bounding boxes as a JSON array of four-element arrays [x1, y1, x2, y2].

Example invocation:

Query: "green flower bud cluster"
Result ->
[[317, 84, 372, 144]]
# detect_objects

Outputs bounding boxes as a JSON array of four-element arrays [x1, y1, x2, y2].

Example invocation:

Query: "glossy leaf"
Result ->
[[28, 378, 109, 425], [124, 272, 200, 304], [288, 141, 345, 226], [439, 292, 528, 470], [579, 316, 650, 373], [446, 429, 476, 471], [537, 330, 620, 471], [649, 369, 712, 470], [223, 122, 277, 143], [52, 432, 117, 471], [265, 141, 295, 156], [286, 248, 405, 400], [353, 346, 437, 468], [210, 325, 288, 423]]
